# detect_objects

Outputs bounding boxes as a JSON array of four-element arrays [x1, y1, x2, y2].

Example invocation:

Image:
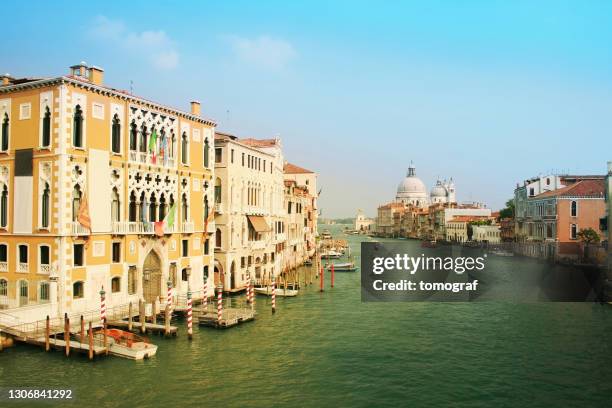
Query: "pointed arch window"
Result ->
[[215, 228, 222, 248], [139, 125, 148, 153], [72, 185, 82, 221], [111, 187, 120, 222], [170, 131, 176, 159], [159, 194, 167, 220], [128, 191, 137, 222], [204, 195, 209, 221], [203, 138, 210, 168], [181, 193, 189, 222], [181, 132, 188, 165], [72, 105, 83, 148], [41, 182, 50, 228], [129, 121, 138, 151], [41, 107, 51, 148], [0, 185, 8, 228], [1, 113, 8, 152], [149, 193, 157, 222], [214, 178, 222, 204], [111, 114, 121, 153]]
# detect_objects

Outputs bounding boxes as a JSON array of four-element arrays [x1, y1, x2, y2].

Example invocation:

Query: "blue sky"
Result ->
[[4, 1, 612, 217]]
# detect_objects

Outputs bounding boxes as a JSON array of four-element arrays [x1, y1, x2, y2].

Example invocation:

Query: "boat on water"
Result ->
[[491, 249, 514, 257], [321, 250, 342, 259], [304, 259, 313, 266], [321, 229, 332, 240], [326, 262, 358, 272], [421, 240, 437, 248], [254, 286, 299, 297], [96, 329, 157, 360]]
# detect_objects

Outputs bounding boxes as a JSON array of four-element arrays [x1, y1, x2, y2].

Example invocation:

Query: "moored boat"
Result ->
[[254, 286, 299, 297], [96, 329, 157, 360], [321, 250, 342, 259], [326, 262, 358, 272]]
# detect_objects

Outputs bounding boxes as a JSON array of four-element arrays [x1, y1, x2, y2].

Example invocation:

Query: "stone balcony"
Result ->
[[0, 261, 7, 272], [129, 150, 176, 168]]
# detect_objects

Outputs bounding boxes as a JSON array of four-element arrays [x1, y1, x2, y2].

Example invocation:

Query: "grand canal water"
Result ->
[[1, 224, 611, 407]]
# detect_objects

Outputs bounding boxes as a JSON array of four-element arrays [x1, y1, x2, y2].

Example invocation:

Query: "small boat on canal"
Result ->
[[321, 250, 342, 259], [96, 329, 157, 360], [254, 286, 299, 297], [326, 262, 358, 272]]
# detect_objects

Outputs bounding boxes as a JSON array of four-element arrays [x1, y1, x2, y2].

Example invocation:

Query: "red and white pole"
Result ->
[[167, 280, 173, 313], [99, 287, 106, 324], [203, 281, 208, 309], [217, 285, 223, 324], [331, 263, 335, 288], [187, 290, 193, 340], [251, 278, 255, 307], [271, 277, 276, 314], [320, 266, 324, 292]]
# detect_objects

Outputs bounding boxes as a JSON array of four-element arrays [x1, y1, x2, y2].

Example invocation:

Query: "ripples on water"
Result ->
[[1, 225, 611, 407]]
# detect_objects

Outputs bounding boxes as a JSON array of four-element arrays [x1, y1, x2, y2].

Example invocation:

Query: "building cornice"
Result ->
[[0, 76, 217, 127]]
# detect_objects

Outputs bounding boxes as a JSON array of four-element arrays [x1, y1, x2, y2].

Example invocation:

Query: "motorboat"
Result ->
[[326, 262, 358, 272], [254, 286, 298, 297], [321, 250, 342, 259], [96, 329, 157, 360]]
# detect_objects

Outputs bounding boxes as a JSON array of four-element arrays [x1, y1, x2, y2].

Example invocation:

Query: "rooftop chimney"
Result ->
[[190, 100, 201, 116], [70, 61, 88, 77], [1, 74, 13, 86], [89, 66, 104, 85]]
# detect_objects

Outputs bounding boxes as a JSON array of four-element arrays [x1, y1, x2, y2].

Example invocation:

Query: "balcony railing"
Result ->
[[39, 264, 51, 274], [204, 221, 215, 233], [112, 221, 128, 234], [0, 262, 6, 272], [129, 149, 176, 168], [182, 221, 194, 233], [17, 262, 28, 273], [127, 221, 154, 234], [71, 222, 89, 236]]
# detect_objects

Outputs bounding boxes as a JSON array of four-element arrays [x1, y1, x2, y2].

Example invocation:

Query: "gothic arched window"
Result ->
[[111, 187, 120, 222], [149, 193, 157, 222], [159, 194, 167, 220], [203, 138, 210, 168], [215, 228, 222, 248], [72, 185, 82, 221], [128, 191, 137, 222], [181, 193, 188, 222], [139, 125, 147, 153], [111, 114, 121, 153], [42, 107, 51, 148], [1, 113, 9, 151], [0, 185, 7, 228], [181, 132, 188, 165], [129, 121, 138, 151], [41, 182, 50, 228], [73, 105, 83, 148]]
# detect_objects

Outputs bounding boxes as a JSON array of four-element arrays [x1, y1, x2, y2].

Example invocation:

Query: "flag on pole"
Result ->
[[155, 203, 176, 237], [77, 191, 91, 234]]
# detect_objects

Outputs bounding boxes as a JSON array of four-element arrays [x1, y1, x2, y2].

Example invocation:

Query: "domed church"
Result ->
[[395, 163, 456, 207]]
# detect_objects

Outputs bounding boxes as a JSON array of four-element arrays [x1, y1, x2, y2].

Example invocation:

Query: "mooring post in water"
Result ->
[[80, 315, 85, 343], [217, 284, 223, 324], [331, 263, 335, 288], [320, 266, 324, 292], [203, 281, 208, 309], [139, 298, 146, 334], [64, 313, 70, 357], [271, 276, 276, 314], [0, 328, 3, 352], [152, 301, 158, 326], [187, 289, 193, 340], [128, 302, 133, 331], [164, 303, 171, 337], [103, 321, 108, 355], [250, 278, 255, 310], [99, 286, 106, 325], [167, 280, 173, 314], [88, 321, 93, 360], [45, 315, 50, 352]]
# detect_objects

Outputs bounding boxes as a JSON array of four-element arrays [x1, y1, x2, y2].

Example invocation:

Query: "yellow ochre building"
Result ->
[[0, 63, 216, 323]]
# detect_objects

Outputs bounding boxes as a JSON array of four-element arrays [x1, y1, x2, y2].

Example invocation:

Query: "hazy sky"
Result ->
[[4, 1, 612, 217]]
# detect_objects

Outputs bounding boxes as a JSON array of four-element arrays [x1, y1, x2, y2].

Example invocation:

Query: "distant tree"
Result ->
[[576, 228, 600, 244], [499, 199, 515, 219]]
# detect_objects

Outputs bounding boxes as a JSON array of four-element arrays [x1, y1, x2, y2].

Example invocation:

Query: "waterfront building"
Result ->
[[212, 133, 284, 289], [0, 63, 214, 322], [376, 202, 406, 237], [471, 224, 501, 243], [395, 163, 456, 207], [354, 209, 374, 232], [500, 218, 515, 242], [514, 175, 606, 245]]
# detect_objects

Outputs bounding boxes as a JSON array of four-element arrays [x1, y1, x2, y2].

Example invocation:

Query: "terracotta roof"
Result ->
[[536, 179, 605, 198], [284, 162, 314, 174], [241, 138, 278, 148]]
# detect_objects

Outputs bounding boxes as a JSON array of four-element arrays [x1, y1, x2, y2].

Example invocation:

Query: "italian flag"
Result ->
[[154, 203, 176, 237], [149, 129, 158, 164]]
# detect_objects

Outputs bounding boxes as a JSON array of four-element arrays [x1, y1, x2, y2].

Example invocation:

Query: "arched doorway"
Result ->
[[213, 259, 223, 287], [142, 251, 162, 303]]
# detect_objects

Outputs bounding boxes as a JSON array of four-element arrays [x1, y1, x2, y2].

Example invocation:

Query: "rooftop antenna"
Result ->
[[129, 80, 133, 95]]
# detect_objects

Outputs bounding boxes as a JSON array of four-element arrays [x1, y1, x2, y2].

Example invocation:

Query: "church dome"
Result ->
[[396, 164, 428, 206], [430, 180, 447, 198]]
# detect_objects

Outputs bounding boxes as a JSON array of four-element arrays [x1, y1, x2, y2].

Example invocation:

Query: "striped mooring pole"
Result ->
[[320, 266, 324, 292], [217, 285, 223, 324], [203, 281, 208, 309], [271, 276, 276, 314], [186, 289, 193, 340], [250, 278, 255, 308], [331, 263, 335, 288], [167, 280, 173, 313], [99, 286, 106, 323]]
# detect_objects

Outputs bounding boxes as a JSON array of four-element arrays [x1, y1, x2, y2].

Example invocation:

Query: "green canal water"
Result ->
[[1, 224, 611, 407]]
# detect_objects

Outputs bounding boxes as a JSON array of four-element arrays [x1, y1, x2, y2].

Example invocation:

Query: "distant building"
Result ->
[[395, 163, 456, 207], [514, 175, 606, 244], [472, 224, 501, 244], [354, 209, 374, 232], [499, 218, 515, 242]]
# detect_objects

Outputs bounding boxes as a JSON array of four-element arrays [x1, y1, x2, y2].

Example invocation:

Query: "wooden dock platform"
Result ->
[[107, 319, 178, 336], [28, 337, 107, 355], [195, 307, 255, 328]]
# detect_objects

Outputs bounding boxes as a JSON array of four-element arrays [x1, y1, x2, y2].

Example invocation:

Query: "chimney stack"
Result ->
[[89, 66, 104, 85], [190, 100, 201, 117], [1, 74, 13, 86]]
